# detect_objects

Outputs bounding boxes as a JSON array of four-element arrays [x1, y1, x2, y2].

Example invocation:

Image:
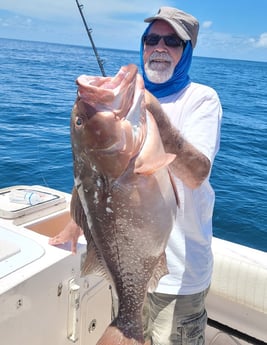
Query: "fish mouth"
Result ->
[[76, 65, 139, 120], [74, 65, 146, 157]]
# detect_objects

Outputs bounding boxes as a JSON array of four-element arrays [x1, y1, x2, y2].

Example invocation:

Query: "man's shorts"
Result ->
[[143, 288, 209, 345]]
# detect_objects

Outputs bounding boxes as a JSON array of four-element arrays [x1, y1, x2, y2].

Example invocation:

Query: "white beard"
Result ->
[[144, 52, 176, 83]]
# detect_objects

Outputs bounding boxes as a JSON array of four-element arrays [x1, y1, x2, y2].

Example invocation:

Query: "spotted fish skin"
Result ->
[[70, 64, 177, 345]]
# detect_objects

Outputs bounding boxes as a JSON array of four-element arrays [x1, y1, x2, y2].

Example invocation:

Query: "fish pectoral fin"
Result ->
[[134, 153, 176, 175], [147, 253, 169, 293], [133, 112, 176, 175]]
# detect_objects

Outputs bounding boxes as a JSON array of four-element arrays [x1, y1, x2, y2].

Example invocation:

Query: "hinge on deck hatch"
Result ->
[[67, 279, 80, 342]]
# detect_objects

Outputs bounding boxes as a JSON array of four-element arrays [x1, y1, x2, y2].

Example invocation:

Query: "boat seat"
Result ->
[[207, 238, 267, 343]]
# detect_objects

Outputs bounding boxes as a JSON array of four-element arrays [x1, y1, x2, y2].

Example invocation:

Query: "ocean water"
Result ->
[[0, 38, 266, 251]]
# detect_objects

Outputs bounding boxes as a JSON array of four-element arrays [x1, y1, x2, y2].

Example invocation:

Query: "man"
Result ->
[[140, 7, 222, 345], [50, 6, 222, 345]]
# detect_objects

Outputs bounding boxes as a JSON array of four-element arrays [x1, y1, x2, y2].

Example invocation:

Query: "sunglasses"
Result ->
[[143, 34, 185, 48]]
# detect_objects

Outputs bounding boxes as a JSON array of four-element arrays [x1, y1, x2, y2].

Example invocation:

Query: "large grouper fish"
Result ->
[[70, 64, 178, 345]]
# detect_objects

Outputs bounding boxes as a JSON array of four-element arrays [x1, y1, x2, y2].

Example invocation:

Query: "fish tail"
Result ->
[[97, 325, 144, 345]]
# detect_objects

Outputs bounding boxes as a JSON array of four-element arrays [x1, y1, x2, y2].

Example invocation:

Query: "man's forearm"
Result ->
[[145, 90, 210, 189]]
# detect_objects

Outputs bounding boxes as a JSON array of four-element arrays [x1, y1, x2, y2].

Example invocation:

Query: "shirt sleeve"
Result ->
[[181, 84, 223, 164]]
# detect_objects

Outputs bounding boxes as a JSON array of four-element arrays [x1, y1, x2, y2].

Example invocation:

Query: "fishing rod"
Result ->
[[75, 0, 106, 76]]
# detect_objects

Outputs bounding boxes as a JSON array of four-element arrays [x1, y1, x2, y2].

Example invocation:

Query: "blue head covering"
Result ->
[[140, 23, 193, 98]]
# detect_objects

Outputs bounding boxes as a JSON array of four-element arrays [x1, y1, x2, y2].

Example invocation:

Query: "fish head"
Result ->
[[71, 64, 146, 178]]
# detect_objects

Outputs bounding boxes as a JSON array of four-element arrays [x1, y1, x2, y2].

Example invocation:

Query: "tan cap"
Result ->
[[144, 7, 199, 48]]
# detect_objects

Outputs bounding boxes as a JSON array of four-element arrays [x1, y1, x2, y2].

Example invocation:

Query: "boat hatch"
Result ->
[[0, 185, 66, 225], [0, 226, 44, 278]]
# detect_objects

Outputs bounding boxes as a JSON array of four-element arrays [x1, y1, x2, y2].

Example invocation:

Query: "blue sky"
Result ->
[[0, 0, 267, 62]]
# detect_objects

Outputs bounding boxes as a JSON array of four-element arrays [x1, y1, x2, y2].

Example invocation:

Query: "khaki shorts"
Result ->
[[143, 288, 209, 345]]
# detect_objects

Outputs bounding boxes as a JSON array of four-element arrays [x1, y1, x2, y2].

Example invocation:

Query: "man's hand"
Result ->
[[48, 219, 83, 254]]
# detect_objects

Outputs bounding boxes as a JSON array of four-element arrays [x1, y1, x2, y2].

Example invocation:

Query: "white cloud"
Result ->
[[202, 21, 213, 29], [1, 1, 266, 61], [195, 29, 267, 61], [247, 32, 267, 48], [0, 0, 164, 21], [0, 13, 34, 29], [255, 32, 267, 48]]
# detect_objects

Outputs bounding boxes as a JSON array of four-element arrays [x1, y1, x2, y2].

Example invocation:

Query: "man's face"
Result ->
[[143, 20, 184, 83]]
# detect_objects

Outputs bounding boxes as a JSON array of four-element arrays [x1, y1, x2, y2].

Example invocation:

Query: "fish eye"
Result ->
[[75, 116, 83, 127]]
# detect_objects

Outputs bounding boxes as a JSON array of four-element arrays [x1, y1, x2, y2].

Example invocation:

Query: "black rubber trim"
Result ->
[[207, 318, 267, 345]]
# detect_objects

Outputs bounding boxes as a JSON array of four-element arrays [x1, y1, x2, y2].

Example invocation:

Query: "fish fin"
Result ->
[[70, 187, 110, 278], [134, 112, 176, 175], [134, 153, 176, 175], [147, 253, 169, 293], [97, 326, 143, 345], [70, 187, 89, 236], [81, 239, 110, 280]]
